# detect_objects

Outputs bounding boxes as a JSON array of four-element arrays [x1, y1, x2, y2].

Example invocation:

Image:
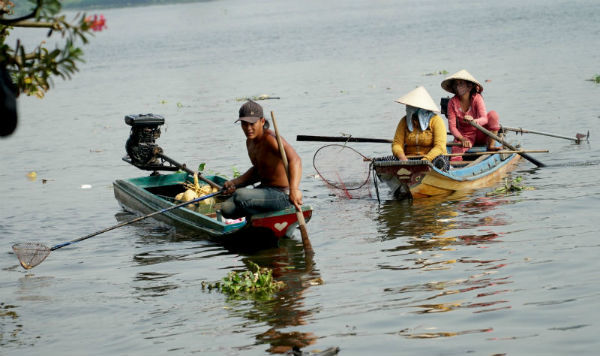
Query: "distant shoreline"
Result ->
[[62, 0, 215, 10], [10, 0, 216, 12]]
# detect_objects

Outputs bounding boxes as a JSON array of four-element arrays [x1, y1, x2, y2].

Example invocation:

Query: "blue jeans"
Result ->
[[220, 186, 292, 218]]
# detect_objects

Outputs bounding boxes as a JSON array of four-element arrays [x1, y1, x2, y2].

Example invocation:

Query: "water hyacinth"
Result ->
[[202, 261, 285, 300], [487, 176, 534, 195]]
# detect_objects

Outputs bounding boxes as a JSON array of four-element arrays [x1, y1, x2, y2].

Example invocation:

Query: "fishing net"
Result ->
[[12, 243, 50, 270], [312, 144, 374, 198]]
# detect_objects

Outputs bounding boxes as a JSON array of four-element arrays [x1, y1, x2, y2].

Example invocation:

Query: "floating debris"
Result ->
[[236, 94, 280, 101], [424, 70, 448, 76]]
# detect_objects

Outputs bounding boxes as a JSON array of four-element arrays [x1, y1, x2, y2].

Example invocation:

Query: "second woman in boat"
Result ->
[[392, 86, 448, 167], [441, 69, 502, 161]]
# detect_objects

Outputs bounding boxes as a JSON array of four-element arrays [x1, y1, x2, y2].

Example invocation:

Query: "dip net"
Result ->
[[12, 243, 51, 270], [312, 144, 374, 198]]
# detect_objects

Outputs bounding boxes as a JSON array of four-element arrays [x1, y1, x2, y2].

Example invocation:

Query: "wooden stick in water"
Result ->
[[271, 112, 314, 257]]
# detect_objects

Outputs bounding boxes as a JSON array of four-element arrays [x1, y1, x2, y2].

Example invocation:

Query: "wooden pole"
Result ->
[[271, 111, 314, 256], [502, 126, 588, 144], [467, 120, 546, 167]]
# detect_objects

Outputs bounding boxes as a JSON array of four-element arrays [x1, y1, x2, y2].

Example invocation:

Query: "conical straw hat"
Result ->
[[441, 69, 483, 94], [395, 86, 439, 112]]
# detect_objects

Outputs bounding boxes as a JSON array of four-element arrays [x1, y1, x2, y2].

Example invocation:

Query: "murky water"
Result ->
[[2, 0, 600, 354]]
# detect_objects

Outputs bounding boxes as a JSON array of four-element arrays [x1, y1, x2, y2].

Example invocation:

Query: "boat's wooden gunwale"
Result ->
[[113, 172, 313, 240], [374, 151, 521, 199], [113, 177, 238, 236]]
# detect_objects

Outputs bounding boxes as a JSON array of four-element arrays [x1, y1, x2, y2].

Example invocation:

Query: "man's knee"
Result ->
[[232, 188, 253, 207], [220, 198, 237, 218]]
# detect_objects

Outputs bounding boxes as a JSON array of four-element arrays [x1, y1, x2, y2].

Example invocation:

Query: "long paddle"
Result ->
[[12, 190, 224, 270], [298, 135, 393, 143], [271, 111, 314, 257], [297, 134, 461, 146], [501, 126, 589, 144], [467, 120, 546, 167]]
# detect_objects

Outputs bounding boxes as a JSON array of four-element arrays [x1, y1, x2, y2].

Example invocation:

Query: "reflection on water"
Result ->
[[376, 197, 459, 241], [133, 272, 178, 298], [123, 217, 325, 354], [223, 239, 323, 354], [393, 326, 494, 339], [375, 194, 515, 335], [0, 302, 23, 348], [16, 275, 54, 302]]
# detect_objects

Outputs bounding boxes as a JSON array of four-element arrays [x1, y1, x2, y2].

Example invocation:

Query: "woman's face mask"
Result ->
[[406, 105, 418, 120]]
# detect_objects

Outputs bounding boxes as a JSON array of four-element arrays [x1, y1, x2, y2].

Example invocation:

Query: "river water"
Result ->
[[2, 0, 600, 355]]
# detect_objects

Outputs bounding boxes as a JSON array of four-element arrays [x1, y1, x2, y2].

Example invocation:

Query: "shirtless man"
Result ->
[[220, 100, 303, 218]]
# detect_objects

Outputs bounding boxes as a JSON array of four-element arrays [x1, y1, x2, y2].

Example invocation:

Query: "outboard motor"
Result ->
[[124, 113, 165, 168], [122, 114, 194, 175]]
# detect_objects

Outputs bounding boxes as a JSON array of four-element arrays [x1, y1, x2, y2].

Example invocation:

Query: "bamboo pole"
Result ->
[[271, 112, 314, 257]]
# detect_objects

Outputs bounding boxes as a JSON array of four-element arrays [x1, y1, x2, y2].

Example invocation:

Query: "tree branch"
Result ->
[[0, 0, 43, 25]]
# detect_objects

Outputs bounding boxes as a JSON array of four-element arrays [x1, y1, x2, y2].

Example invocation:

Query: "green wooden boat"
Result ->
[[113, 172, 313, 246]]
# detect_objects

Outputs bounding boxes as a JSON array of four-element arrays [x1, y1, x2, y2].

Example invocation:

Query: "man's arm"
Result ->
[[223, 166, 258, 194], [282, 139, 303, 208]]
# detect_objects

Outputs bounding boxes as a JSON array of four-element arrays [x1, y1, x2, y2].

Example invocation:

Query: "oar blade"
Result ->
[[12, 243, 51, 270]]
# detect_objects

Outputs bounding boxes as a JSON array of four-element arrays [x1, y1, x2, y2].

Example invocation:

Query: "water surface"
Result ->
[[1, 0, 600, 354]]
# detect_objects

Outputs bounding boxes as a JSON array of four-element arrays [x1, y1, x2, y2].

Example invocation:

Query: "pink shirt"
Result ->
[[447, 93, 488, 139]]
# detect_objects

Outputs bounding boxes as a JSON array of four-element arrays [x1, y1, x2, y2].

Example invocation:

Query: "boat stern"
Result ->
[[250, 205, 313, 238]]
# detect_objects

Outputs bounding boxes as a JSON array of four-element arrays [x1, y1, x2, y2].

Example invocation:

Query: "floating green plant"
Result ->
[[424, 70, 448, 76], [587, 74, 600, 83], [487, 176, 534, 195], [202, 261, 285, 300], [197, 163, 241, 179]]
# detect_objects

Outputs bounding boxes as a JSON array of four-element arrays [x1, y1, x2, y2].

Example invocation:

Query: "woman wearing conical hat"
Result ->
[[441, 69, 501, 160], [392, 86, 448, 164]]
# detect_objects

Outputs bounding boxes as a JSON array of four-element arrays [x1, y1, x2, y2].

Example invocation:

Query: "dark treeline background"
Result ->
[[11, 0, 211, 12], [62, 0, 212, 10]]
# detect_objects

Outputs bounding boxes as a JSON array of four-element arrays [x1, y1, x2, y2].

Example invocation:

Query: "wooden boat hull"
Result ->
[[373, 152, 521, 199], [112, 172, 312, 244]]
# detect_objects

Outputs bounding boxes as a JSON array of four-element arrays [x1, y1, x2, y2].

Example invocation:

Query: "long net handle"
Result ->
[[51, 190, 223, 251]]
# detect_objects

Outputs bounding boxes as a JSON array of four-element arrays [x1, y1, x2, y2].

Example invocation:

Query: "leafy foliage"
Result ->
[[202, 261, 285, 301], [0, 0, 104, 98], [487, 176, 534, 196], [198, 163, 242, 179]]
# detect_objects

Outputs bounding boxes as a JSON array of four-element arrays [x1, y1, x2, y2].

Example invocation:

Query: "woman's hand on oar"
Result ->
[[11, 189, 224, 270]]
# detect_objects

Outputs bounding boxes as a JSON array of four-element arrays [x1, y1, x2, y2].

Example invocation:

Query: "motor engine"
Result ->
[[123, 114, 166, 169]]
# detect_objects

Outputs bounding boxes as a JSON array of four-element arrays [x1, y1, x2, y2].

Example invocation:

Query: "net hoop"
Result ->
[[312, 144, 373, 191]]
